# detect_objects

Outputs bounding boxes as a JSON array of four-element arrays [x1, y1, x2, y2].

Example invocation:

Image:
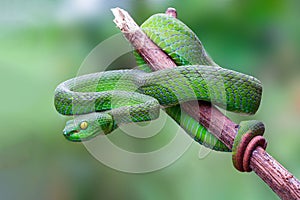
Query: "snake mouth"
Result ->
[[63, 129, 78, 136], [63, 129, 96, 142], [63, 129, 82, 142]]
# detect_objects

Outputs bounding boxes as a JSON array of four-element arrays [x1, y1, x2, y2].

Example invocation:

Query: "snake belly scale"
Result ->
[[54, 13, 263, 152]]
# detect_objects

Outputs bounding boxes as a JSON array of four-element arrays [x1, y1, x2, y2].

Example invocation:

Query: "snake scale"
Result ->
[[54, 13, 264, 152]]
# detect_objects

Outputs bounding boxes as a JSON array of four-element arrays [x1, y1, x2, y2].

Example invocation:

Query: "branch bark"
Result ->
[[111, 7, 300, 200]]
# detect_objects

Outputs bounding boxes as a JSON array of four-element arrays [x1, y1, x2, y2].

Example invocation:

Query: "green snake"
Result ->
[[54, 13, 264, 153]]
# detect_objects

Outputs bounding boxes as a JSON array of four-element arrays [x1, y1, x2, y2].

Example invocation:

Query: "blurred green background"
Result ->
[[1, 0, 300, 199]]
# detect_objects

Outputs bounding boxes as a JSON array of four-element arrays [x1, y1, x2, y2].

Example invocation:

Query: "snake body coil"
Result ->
[[54, 14, 263, 152]]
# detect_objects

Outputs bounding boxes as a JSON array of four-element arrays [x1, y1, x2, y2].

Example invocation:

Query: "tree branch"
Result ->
[[111, 7, 300, 199]]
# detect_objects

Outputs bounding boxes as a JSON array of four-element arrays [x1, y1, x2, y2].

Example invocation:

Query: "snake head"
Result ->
[[63, 113, 114, 142]]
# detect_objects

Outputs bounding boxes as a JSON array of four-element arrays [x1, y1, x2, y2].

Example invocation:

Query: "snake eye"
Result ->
[[80, 121, 88, 130]]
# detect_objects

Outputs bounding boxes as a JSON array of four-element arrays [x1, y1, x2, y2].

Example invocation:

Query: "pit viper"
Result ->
[[54, 13, 264, 152]]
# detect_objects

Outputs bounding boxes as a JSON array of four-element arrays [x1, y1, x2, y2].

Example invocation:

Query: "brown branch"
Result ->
[[111, 7, 300, 200]]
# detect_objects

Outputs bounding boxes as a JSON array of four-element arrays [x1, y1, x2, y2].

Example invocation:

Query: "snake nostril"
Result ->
[[63, 130, 70, 136]]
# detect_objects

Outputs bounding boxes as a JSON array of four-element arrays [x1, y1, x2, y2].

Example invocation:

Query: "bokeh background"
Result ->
[[1, 0, 300, 199]]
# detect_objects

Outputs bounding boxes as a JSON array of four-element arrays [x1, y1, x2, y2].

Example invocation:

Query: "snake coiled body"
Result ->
[[54, 13, 263, 151]]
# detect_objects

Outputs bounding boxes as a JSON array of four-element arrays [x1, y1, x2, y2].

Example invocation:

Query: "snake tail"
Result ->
[[232, 120, 266, 170]]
